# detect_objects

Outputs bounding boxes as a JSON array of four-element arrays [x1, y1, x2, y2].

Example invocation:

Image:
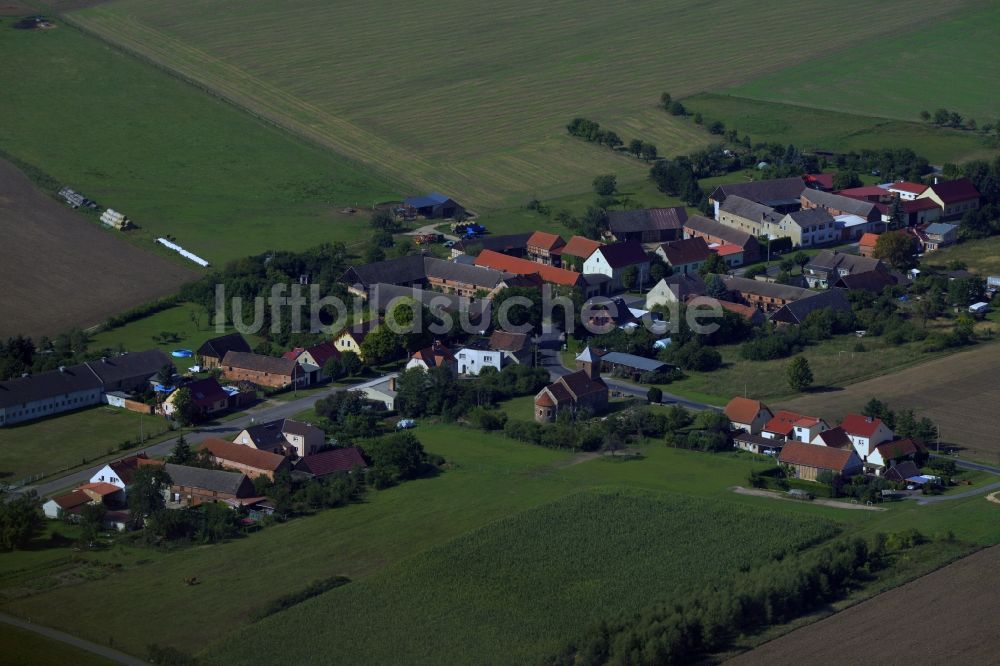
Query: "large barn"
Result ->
[[403, 193, 465, 219]]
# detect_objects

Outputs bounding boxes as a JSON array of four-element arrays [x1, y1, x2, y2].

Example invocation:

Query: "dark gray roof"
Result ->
[[783, 207, 834, 229], [197, 333, 251, 359], [801, 189, 876, 217], [599, 351, 669, 372], [807, 250, 883, 275], [85, 350, 170, 385], [721, 275, 813, 302], [710, 177, 806, 207], [164, 463, 252, 496], [0, 364, 101, 408], [607, 207, 687, 234], [451, 233, 532, 254], [423, 257, 508, 289], [342, 254, 428, 288], [770, 289, 851, 325], [368, 283, 488, 321], [684, 215, 754, 246], [719, 195, 782, 223], [222, 352, 298, 376]]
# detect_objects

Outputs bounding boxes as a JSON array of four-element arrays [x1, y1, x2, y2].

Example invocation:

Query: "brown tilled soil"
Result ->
[[0, 159, 198, 339], [729, 545, 1000, 665], [778, 344, 1000, 463]]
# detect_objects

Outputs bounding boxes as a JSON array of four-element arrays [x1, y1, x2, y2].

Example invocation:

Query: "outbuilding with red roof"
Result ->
[[724, 397, 772, 434]]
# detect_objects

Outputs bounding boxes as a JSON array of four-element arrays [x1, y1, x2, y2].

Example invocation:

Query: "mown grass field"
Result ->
[[928, 236, 1000, 276], [203, 489, 839, 665], [726, 3, 1000, 123], [66, 0, 980, 208], [0, 405, 173, 484], [682, 94, 995, 164], [0, 24, 397, 265], [0, 623, 113, 666]]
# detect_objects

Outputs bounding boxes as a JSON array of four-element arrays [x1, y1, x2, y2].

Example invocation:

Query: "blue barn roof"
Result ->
[[405, 192, 450, 208]]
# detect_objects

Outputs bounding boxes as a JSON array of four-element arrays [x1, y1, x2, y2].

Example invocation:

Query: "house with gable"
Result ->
[[455, 330, 531, 375], [917, 178, 980, 221], [708, 177, 806, 218], [779, 441, 863, 481], [867, 438, 927, 475], [655, 237, 712, 275], [762, 410, 826, 442], [724, 397, 772, 434], [684, 214, 761, 263], [645, 274, 707, 310], [162, 376, 230, 419], [534, 348, 608, 422], [406, 340, 458, 373], [525, 231, 566, 266], [233, 417, 325, 458], [333, 319, 381, 361], [282, 341, 340, 383], [295, 447, 368, 478], [840, 413, 894, 469], [200, 437, 292, 480], [804, 250, 886, 289], [606, 207, 687, 243], [583, 242, 650, 292], [197, 333, 252, 369], [559, 236, 603, 272]]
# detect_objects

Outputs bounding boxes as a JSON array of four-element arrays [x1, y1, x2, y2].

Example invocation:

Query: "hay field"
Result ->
[[727, 3, 1000, 123], [67, 0, 979, 208], [778, 344, 1000, 464]]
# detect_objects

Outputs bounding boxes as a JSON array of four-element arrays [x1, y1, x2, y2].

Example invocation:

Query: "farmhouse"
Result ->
[[761, 410, 826, 442], [858, 232, 880, 257], [368, 283, 488, 325], [734, 432, 783, 455], [866, 438, 927, 475], [403, 193, 465, 219], [770, 289, 852, 326], [357, 376, 397, 411], [197, 333, 252, 369], [525, 231, 566, 265], [774, 208, 838, 247], [234, 418, 325, 457], [162, 376, 230, 418], [718, 300, 766, 324], [583, 242, 650, 291], [645, 274, 707, 309], [708, 177, 806, 217], [719, 276, 812, 313], [717, 195, 783, 236], [804, 250, 886, 289], [836, 186, 942, 227], [684, 215, 760, 263], [887, 182, 927, 200], [164, 463, 257, 508], [42, 489, 91, 519], [779, 441, 863, 481], [200, 437, 292, 480], [724, 397, 773, 434], [221, 351, 303, 389], [455, 331, 531, 375], [282, 341, 340, 383], [295, 447, 368, 478], [811, 426, 853, 449], [406, 340, 458, 373], [800, 189, 880, 223], [559, 236, 604, 272], [333, 319, 380, 360], [450, 232, 532, 259], [606, 207, 687, 243], [917, 178, 980, 221], [655, 237, 711, 275], [342, 254, 429, 294], [833, 270, 896, 294], [90, 453, 157, 495], [534, 348, 608, 422], [922, 223, 959, 251]]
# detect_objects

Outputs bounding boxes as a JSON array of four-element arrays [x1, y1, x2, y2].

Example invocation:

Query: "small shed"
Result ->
[[403, 193, 465, 219]]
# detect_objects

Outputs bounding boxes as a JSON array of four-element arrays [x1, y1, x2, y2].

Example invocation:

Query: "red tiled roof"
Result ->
[[475, 250, 583, 287], [108, 454, 151, 484], [724, 397, 767, 425], [889, 182, 927, 195], [298, 447, 367, 476], [813, 426, 852, 449], [927, 178, 980, 204], [840, 413, 884, 439], [282, 347, 305, 361], [79, 482, 123, 497], [763, 410, 806, 437], [561, 236, 603, 260], [489, 330, 529, 352], [859, 232, 880, 248], [527, 231, 566, 252], [875, 438, 926, 461], [51, 489, 91, 509], [713, 243, 744, 257], [779, 440, 858, 472], [410, 341, 456, 368], [718, 300, 760, 320], [534, 391, 555, 407], [559, 370, 607, 398], [837, 185, 890, 200], [200, 438, 288, 472], [904, 198, 942, 212], [804, 173, 834, 189], [793, 417, 820, 427]]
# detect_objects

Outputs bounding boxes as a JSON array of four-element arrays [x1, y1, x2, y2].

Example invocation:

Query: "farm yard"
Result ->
[[0, 24, 397, 267], [726, 3, 1000, 124], [730, 544, 1000, 666], [0, 158, 198, 339], [64, 0, 982, 209], [779, 343, 1000, 464]]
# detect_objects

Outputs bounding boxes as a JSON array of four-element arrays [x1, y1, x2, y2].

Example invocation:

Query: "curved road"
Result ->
[[0, 612, 144, 665], [915, 455, 1000, 505]]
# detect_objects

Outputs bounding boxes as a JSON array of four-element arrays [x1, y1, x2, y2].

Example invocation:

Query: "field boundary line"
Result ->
[[0, 611, 145, 665]]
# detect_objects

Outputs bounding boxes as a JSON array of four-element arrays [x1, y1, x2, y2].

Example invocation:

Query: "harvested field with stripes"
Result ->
[[67, 0, 981, 208]]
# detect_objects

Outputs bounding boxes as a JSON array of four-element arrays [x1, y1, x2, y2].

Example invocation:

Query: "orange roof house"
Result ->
[[475, 250, 584, 287], [200, 437, 292, 480], [723, 397, 772, 434]]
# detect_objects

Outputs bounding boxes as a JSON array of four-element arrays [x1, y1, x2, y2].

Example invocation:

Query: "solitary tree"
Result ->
[[78, 503, 107, 548], [646, 387, 663, 404], [787, 356, 814, 392], [592, 174, 617, 197], [340, 351, 362, 377], [168, 434, 193, 465]]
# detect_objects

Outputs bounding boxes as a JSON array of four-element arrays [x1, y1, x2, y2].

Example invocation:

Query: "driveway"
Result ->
[[404, 223, 459, 242], [914, 455, 1000, 505]]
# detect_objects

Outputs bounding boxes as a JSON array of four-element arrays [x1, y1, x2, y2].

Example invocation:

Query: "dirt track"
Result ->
[[0, 159, 197, 339], [779, 343, 1000, 463], [729, 545, 1000, 665]]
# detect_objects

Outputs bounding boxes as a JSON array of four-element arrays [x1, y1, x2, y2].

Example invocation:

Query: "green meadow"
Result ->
[[726, 3, 1000, 123], [0, 25, 397, 266], [68, 0, 980, 208]]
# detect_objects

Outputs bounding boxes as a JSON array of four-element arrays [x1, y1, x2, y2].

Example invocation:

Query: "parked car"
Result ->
[[396, 418, 416, 430]]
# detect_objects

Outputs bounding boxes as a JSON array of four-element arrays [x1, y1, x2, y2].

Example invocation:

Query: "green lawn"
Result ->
[[203, 489, 838, 665], [0, 623, 113, 666], [0, 25, 397, 266], [0, 406, 173, 485], [682, 93, 996, 165], [725, 3, 1000, 124], [66, 0, 981, 209], [926, 236, 1000, 276]]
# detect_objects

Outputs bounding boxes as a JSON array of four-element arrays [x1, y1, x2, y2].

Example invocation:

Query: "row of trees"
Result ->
[[566, 118, 659, 162], [920, 108, 1000, 136]]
